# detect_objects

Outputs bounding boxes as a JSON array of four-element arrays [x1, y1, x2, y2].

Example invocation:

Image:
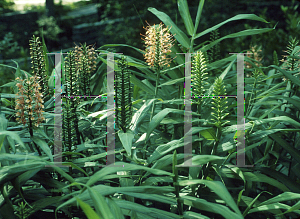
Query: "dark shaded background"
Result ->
[[0, 0, 299, 82]]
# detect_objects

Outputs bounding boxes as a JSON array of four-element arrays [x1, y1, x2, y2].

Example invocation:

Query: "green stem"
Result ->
[[246, 75, 257, 118], [29, 119, 42, 156], [150, 67, 160, 122], [197, 127, 221, 197], [145, 67, 161, 159]]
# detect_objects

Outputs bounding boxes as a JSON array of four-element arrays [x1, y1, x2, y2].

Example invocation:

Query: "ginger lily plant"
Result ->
[[1, 0, 300, 219], [141, 21, 175, 121]]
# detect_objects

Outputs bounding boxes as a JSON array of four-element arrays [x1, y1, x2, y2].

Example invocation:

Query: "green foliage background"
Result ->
[[0, 0, 300, 218]]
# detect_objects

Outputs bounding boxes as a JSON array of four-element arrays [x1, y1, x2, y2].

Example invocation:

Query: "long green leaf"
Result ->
[[158, 76, 188, 87], [145, 108, 204, 141], [130, 99, 156, 134], [148, 7, 190, 49], [193, 0, 205, 37], [87, 162, 172, 187], [0, 161, 45, 187], [57, 184, 175, 213], [183, 211, 210, 219], [242, 191, 273, 216], [131, 74, 155, 95], [248, 203, 300, 215], [112, 198, 182, 219], [269, 133, 300, 165], [194, 14, 269, 39], [178, 180, 243, 217], [118, 130, 135, 156], [88, 187, 115, 219], [258, 192, 300, 207], [200, 28, 274, 53], [177, 0, 194, 36], [270, 65, 300, 87], [75, 197, 101, 219], [31, 135, 53, 162], [0, 131, 25, 152], [180, 196, 243, 219]]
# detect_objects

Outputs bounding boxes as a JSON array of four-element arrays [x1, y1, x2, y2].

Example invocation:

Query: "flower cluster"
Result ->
[[280, 37, 300, 81], [141, 21, 175, 69], [192, 51, 209, 108], [15, 75, 45, 127], [115, 56, 132, 133], [74, 43, 97, 73], [245, 45, 263, 77], [210, 77, 230, 128], [192, 51, 208, 97], [29, 35, 48, 96], [74, 43, 97, 95]]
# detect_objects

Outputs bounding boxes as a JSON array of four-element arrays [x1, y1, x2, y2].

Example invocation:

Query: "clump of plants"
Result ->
[[0, 0, 300, 219]]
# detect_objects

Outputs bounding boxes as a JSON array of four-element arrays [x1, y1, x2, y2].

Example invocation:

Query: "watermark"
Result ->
[[176, 53, 201, 167], [49, 52, 124, 167], [228, 53, 253, 167], [175, 52, 253, 167], [100, 52, 124, 167], [49, 51, 253, 168], [45, 52, 68, 167]]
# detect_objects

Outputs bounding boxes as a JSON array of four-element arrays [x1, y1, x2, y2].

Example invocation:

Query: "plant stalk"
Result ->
[[150, 68, 160, 122], [29, 119, 42, 156]]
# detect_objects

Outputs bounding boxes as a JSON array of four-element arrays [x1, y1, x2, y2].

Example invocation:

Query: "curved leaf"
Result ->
[[118, 130, 135, 156], [180, 196, 243, 219], [130, 99, 156, 134], [31, 136, 53, 162], [87, 162, 172, 187], [195, 14, 270, 39], [75, 197, 101, 219], [148, 7, 190, 49], [258, 192, 300, 207], [178, 180, 243, 217], [0, 131, 25, 152], [200, 28, 274, 53]]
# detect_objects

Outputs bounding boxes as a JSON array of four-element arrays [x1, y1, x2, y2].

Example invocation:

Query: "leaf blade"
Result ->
[[177, 0, 194, 36], [148, 7, 190, 49]]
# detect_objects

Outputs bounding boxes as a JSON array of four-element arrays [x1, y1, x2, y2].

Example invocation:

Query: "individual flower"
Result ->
[[141, 21, 176, 69]]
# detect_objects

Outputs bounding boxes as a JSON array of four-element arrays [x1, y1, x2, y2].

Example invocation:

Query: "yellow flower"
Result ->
[[141, 21, 175, 69], [15, 49, 46, 128], [282, 77, 287, 82], [16, 83, 22, 89], [15, 104, 23, 110]]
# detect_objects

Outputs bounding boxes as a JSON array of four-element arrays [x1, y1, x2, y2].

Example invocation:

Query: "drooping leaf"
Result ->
[[75, 197, 101, 219], [148, 7, 190, 49]]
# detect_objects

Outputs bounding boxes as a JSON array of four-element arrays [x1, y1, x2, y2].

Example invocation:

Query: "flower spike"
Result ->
[[141, 21, 176, 69]]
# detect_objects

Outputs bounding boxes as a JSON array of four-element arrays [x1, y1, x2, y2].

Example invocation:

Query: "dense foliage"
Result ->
[[0, 0, 300, 218]]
